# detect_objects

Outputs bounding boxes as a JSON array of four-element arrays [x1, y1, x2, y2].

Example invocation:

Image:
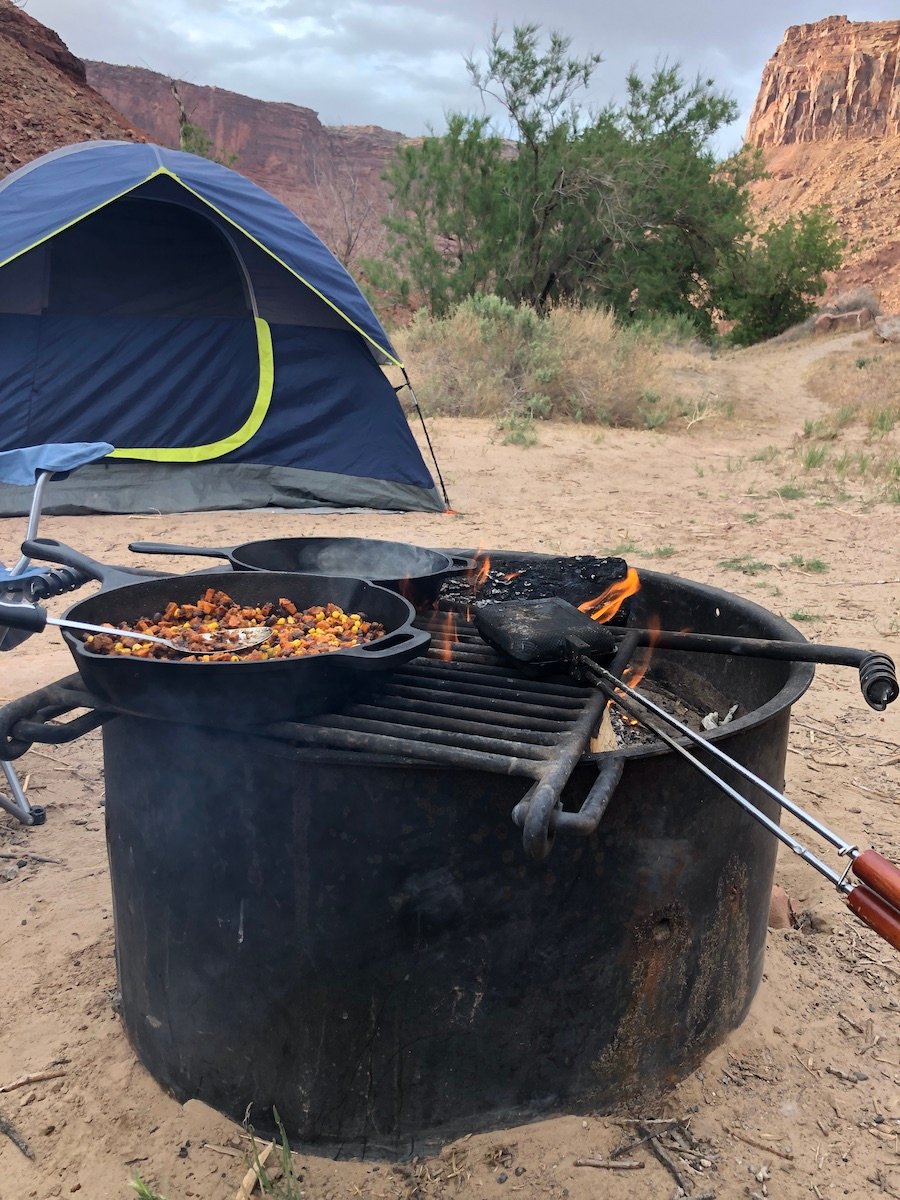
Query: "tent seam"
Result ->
[[0, 168, 168, 272]]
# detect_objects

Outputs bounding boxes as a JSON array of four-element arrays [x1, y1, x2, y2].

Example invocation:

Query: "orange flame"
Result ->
[[577, 567, 641, 624], [435, 608, 457, 662], [471, 552, 491, 593], [622, 614, 660, 692]]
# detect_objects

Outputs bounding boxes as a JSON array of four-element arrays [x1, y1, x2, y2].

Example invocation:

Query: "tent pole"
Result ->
[[400, 368, 452, 510]]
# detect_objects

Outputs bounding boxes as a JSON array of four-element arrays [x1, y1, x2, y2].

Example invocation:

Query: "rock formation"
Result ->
[[746, 16, 900, 147], [746, 17, 900, 311], [85, 62, 405, 263], [0, 0, 140, 176]]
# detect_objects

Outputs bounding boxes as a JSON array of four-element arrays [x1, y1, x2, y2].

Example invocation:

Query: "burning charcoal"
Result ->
[[442, 555, 634, 625]]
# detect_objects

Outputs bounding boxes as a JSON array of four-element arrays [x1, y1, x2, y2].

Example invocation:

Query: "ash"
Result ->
[[611, 677, 739, 748]]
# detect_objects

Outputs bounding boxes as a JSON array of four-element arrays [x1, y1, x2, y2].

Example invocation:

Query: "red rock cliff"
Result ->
[[746, 15, 900, 147], [746, 16, 900, 311], [85, 62, 405, 263]]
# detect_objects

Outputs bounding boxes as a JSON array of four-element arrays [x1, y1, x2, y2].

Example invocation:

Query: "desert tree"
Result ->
[[368, 23, 842, 342]]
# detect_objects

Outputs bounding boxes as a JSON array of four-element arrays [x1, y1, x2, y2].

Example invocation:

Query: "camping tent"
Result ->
[[0, 141, 445, 515]]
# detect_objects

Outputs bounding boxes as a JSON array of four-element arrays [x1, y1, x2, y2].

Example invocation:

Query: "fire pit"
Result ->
[[0, 553, 815, 1155]]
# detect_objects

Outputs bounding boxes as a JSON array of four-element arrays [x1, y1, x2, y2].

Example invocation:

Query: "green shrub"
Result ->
[[716, 208, 844, 345]]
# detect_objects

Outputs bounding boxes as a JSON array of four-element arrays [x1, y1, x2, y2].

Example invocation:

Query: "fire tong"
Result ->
[[476, 596, 900, 951], [584, 660, 900, 952]]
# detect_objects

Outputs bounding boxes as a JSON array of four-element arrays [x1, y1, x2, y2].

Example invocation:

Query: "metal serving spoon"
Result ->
[[0, 600, 274, 654]]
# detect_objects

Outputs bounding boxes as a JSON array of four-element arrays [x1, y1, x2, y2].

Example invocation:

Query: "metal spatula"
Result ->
[[0, 600, 274, 654]]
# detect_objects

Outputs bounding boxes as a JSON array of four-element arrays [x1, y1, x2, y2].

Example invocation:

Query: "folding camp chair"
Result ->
[[0, 442, 113, 825]]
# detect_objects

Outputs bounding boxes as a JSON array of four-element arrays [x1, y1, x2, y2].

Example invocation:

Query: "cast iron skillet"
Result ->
[[22, 539, 430, 724], [128, 538, 473, 608]]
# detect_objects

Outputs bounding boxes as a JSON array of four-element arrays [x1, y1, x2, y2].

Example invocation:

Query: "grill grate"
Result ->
[[266, 611, 607, 780], [0, 612, 623, 860]]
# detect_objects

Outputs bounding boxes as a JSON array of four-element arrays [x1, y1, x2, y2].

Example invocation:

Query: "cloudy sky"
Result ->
[[24, 1, 900, 153]]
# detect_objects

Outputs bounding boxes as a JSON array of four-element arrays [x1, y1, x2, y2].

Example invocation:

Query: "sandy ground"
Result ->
[[0, 329, 898, 1200]]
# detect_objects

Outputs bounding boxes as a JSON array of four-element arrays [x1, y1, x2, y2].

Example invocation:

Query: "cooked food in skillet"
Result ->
[[81, 588, 387, 662]]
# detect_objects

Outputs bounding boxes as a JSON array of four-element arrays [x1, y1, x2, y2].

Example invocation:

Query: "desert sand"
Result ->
[[0, 329, 897, 1199]]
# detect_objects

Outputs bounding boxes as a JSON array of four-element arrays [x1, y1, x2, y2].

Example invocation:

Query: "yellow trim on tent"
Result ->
[[109, 317, 274, 462], [2, 161, 401, 366], [0, 167, 168, 270], [154, 167, 403, 368]]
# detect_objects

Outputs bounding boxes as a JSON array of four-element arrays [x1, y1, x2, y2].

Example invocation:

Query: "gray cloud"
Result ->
[[23, 0, 900, 149]]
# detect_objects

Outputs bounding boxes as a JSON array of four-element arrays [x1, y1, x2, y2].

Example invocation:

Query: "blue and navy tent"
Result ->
[[0, 141, 444, 514]]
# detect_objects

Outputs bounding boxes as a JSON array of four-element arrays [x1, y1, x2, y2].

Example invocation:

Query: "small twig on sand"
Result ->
[[611, 1129, 660, 1159], [574, 1157, 644, 1169], [0, 1111, 33, 1158], [612, 1116, 681, 1126], [837, 1010, 864, 1033], [723, 1125, 794, 1160], [639, 1123, 693, 1194], [201, 1141, 243, 1159], [234, 1140, 273, 1199], [21, 748, 58, 763], [0, 1067, 67, 1094], [867, 1172, 900, 1200]]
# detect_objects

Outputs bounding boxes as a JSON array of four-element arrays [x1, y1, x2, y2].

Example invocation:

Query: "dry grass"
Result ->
[[806, 344, 900, 412], [388, 296, 715, 432], [798, 344, 900, 500]]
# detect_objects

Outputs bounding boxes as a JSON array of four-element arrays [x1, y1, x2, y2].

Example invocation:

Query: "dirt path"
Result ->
[[0, 330, 897, 1200]]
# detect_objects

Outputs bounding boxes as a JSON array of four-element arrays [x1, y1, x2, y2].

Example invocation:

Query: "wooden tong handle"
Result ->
[[852, 849, 900, 912], [846, 884, 900, 951]]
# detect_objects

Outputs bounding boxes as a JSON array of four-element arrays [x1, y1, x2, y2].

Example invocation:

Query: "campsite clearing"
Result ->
[[0, 329, 897, 1200]]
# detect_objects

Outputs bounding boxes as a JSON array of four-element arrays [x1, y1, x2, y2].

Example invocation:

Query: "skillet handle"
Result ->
[[21, 538, 163, 587], [338, 626, 431, 666], [426, 553, 478, 578], [446, 555, 478, 574], [21, 537, 107, 580], [128, 541, 234, 560]]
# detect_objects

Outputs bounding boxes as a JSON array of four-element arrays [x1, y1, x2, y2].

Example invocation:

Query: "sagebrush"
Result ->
[[390, 294, 705, 430]]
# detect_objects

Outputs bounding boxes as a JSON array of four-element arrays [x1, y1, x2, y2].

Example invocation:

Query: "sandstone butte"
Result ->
[[746, 14, 900, 311]]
